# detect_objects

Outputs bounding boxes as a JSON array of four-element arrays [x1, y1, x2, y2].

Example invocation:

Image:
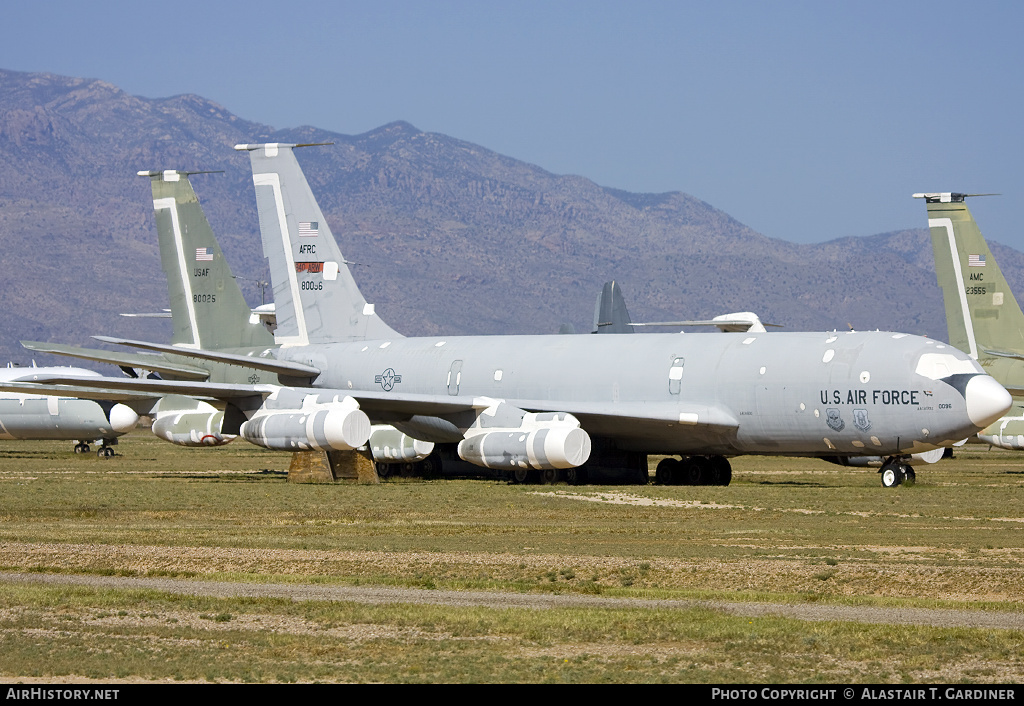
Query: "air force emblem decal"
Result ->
[[825, 408, 845, 432], [375, 368, 403, 392], [853, 408, 871, 432]]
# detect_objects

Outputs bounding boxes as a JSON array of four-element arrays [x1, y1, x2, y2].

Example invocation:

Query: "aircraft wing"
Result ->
[[9, 375, 738, 433], [9, 375, 271, 401], [91, 336, 320, 379], [21, 341, 211, 380]]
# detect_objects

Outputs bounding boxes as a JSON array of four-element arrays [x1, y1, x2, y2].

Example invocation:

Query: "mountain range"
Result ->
[[2, 68, 1023, 369]]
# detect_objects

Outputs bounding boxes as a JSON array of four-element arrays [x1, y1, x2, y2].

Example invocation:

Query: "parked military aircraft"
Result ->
[[916, 191, 1024, 450], [22, 169, 433, 468], [4, 146, 1011, 488], [0, 363, 138, 455]]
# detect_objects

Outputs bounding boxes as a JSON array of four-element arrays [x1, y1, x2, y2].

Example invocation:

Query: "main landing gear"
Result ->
[[75, 439, 116, 458], [880, 458, 915, 488], [655, 456, 732, 486]]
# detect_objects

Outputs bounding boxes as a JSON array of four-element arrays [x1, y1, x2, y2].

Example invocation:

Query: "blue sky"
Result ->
[[2, 0, 1022, 247]]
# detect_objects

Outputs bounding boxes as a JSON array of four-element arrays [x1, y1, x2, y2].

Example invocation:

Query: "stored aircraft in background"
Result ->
[[0, 363, 138, 456], [22, 169, 433, 469], [590, 280, 775, 335], [917, 191, 1024, 449], [5, 145, 1011, 488]]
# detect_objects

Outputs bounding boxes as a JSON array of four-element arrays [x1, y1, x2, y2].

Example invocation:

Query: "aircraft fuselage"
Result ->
[[276, 329, 1005, 458]]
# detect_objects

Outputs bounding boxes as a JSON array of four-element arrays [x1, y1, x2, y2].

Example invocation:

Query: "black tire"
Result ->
[[710, 456, 732, 486], [655, 458, 679, 485], [564, 467, 587, 485], [682, 457, 706, 486], [511, 467, 532, 484], [881, 464, 904, 487], [540, 468, 560, 484], [375, 462, 393, 479], [419, 455, 442, 478], [703, 459, 721, 486]]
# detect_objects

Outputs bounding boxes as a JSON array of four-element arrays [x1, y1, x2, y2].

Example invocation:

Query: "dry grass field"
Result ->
[[0, 432, 1022, 683]]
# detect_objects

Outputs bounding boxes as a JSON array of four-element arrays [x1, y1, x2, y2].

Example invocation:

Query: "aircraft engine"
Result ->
[[458, 410, 592, 471], [152, 410, 235, 447], [369, 425, 434, 463], [107, 404, 140, 434], [240, 398, 370, 452], [826, 448, 946, 468], [149, 397, 235, 447]]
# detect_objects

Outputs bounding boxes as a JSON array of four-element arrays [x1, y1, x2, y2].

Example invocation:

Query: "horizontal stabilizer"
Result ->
[[91, 336, 321, 379], [982, 349, 1024, 363], [21, 341, 210, 380]]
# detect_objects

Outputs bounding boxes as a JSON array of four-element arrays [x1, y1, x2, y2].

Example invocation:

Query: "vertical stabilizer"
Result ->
[[916, 192, 1024, 358], [591, 281, 635, 333], [140, 170, 274, 350], [235, 143, 402, 346]]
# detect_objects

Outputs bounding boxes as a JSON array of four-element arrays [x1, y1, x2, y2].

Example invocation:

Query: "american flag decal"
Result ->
[[969, 254, 986, 267], [195, 247, 213, 261], [298, 221, 319, 237]]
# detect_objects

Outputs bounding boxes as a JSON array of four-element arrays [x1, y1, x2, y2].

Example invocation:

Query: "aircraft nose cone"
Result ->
[[965, 375, 1012, 429]]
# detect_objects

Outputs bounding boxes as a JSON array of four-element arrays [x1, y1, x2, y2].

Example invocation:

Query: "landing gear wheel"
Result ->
[[710, 456, 732, 486], [540, 468, 560, 484], [655, 458, 680, 485], [881, 463, 905, 487], [74, 443, 90, 454], [903, 467, 916, 485], [682, 457, 706, 486], [98, 446, 115, 459], [375, 462, 393, 479], [511, 468, 532, 484], [564, 467, 587, 485], [418, 455, 442, 479]]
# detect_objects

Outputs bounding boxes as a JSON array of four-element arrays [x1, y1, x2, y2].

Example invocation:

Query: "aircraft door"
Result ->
[[447, 360, 463, 395], [669, 357, 684, 394]]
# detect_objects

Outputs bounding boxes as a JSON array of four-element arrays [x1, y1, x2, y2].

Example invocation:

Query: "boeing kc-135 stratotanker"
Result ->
[[3, 144, 1010, 487]]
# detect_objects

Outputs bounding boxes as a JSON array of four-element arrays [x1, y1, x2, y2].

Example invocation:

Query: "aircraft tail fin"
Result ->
[[591, 281, 635, 334], [140, 170, 274, 350], [235, 143, 401, 346], [916, 192, 1024, 358]]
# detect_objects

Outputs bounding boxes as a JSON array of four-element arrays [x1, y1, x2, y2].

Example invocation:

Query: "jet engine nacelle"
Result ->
[[826, 448, 946, 468], [107, 404, 140, 434], [368, 425, 434, 463], [458, 409, 592, 471], [152, 411, 234, 447], [240, 398, 370, 452], [151, 397, 235, 447]]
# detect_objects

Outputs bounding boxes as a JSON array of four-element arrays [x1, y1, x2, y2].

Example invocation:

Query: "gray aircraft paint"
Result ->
[[0, 366, 137, 445], [8, 148, 1011, 471], [24, 170, 428, 460], [223, 143, 1010, 461]]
